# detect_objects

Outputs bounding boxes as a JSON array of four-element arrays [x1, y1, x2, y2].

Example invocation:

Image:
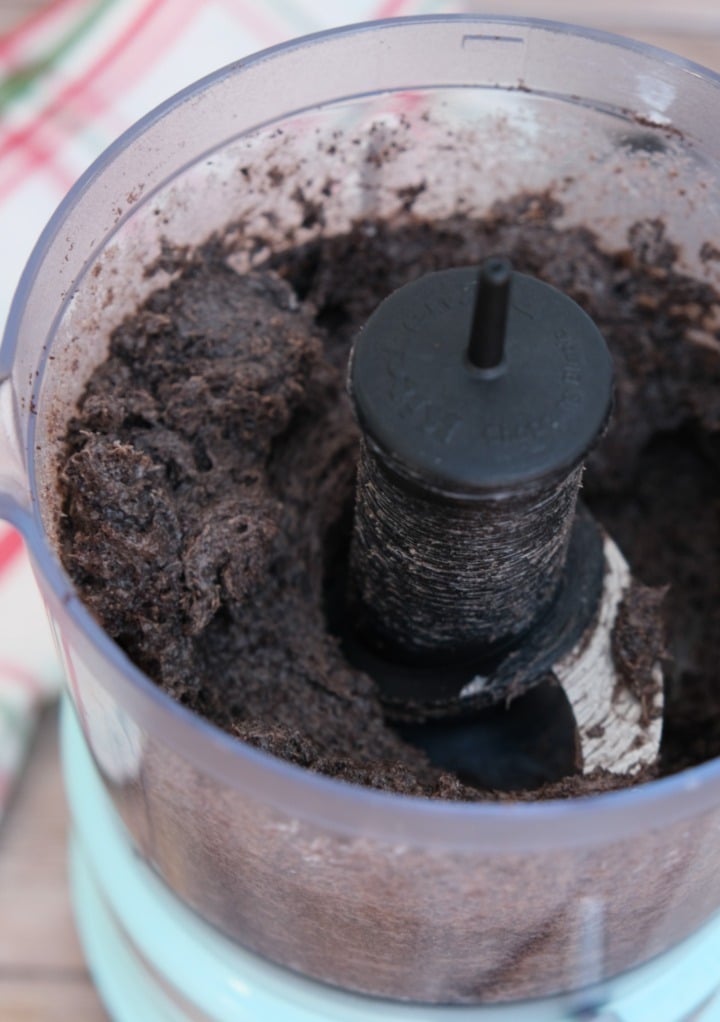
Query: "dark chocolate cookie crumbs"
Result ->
[[59, 195, 720, 799], [612, 583, 667, 728]]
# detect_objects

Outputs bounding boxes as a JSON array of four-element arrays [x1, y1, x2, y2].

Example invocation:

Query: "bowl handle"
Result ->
[[0, 375, 33, 536]]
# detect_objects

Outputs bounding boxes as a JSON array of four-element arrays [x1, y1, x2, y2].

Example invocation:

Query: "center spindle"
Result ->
[[347, 260, 613, 669]]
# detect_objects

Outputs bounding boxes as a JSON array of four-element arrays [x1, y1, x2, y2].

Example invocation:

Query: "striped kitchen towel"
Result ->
[[0, 0, 473, 824], [0, 525, 62, 817]]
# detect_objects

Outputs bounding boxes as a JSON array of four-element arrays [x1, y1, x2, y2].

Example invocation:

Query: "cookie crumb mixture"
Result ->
[[60, 198, 720, 799]]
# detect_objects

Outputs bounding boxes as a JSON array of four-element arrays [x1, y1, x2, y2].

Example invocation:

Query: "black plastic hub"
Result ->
[[349, 265, 613, 496]]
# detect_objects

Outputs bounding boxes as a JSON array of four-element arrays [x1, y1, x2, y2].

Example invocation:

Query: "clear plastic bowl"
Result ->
[[2, 16, 720, 1005]]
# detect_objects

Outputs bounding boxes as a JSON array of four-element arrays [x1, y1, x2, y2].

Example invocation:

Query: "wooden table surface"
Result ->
[[0, 2, 718, 1020]]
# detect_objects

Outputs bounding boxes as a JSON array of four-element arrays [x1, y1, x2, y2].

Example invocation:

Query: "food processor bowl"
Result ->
[[2, 16, 720, 1005]]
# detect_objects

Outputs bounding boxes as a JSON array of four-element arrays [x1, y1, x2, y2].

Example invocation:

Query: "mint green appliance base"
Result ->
[[61, 697, 720, 1021]]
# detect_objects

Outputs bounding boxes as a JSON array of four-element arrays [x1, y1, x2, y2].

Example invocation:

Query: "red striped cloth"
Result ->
[[0, 0, 472, 823]]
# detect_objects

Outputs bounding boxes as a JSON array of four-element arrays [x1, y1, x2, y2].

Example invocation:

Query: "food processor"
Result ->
[[1, 15, 720, 1021]]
